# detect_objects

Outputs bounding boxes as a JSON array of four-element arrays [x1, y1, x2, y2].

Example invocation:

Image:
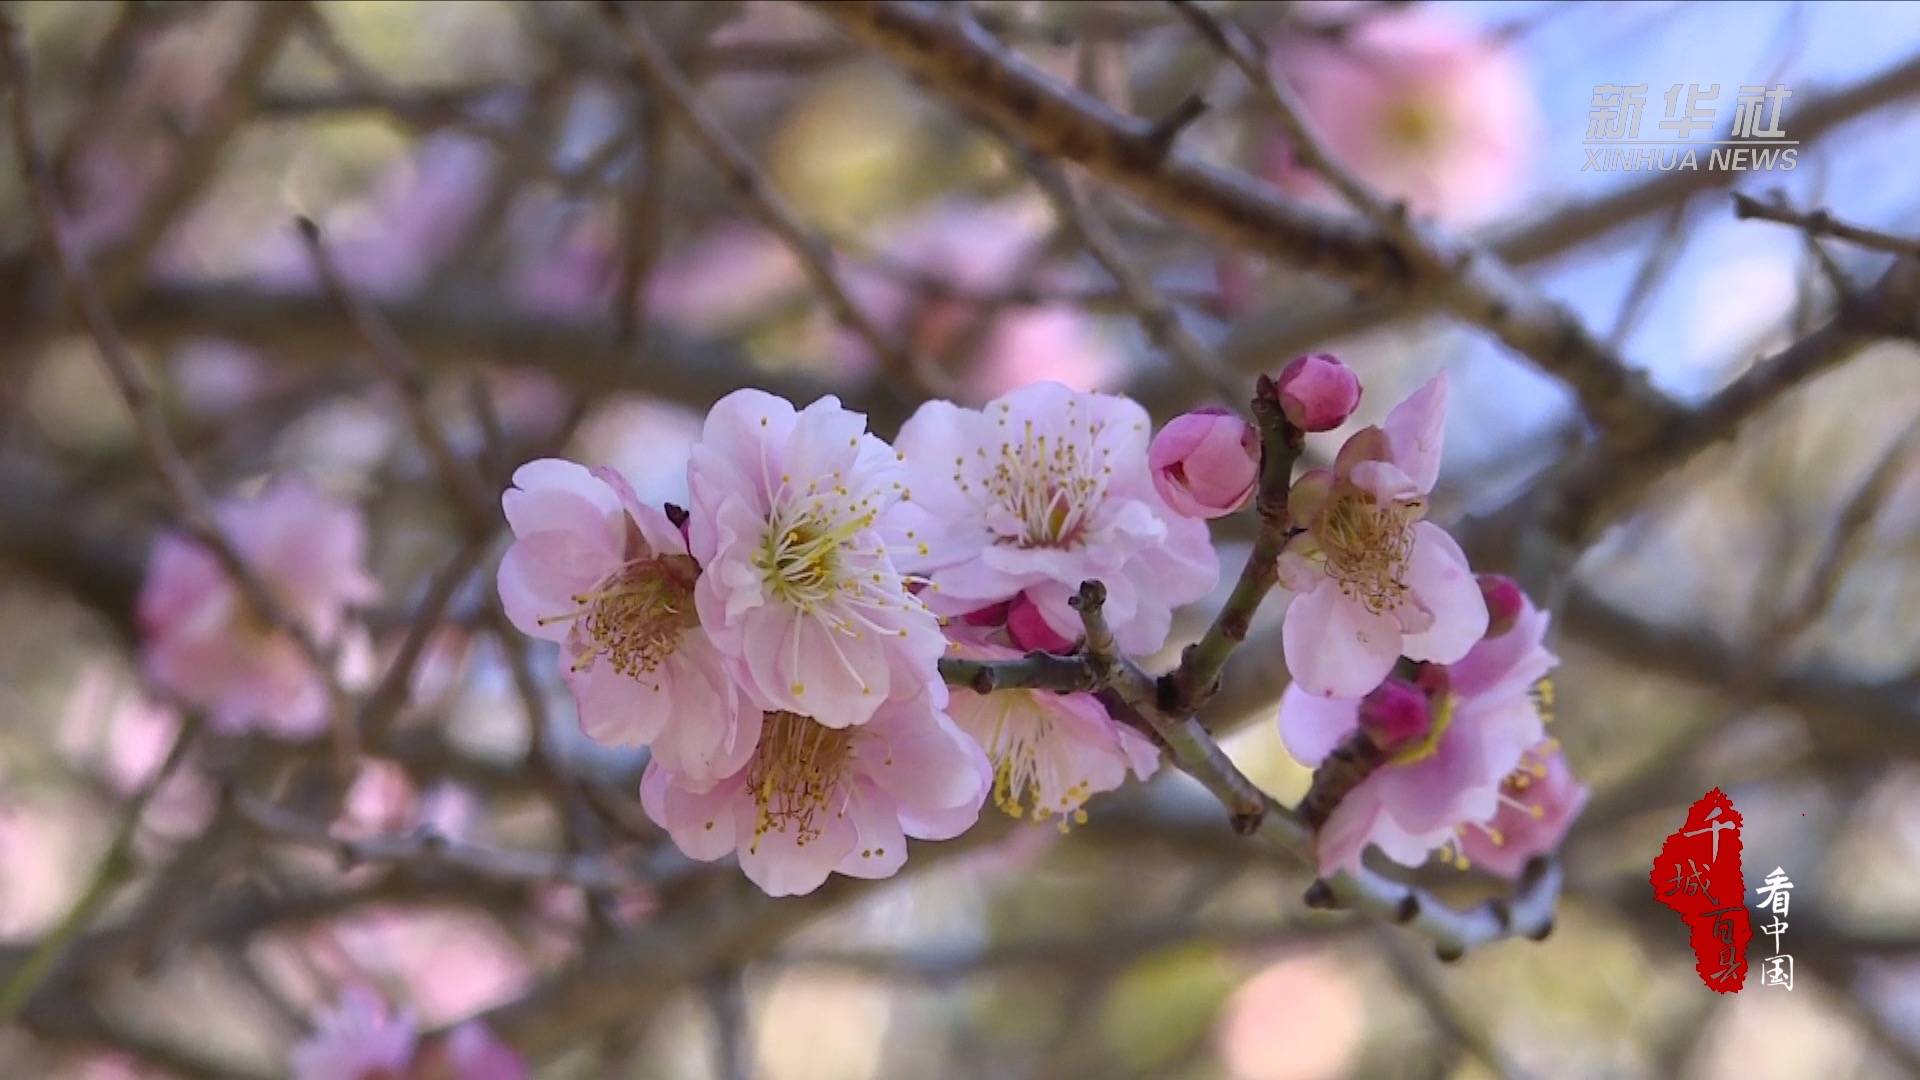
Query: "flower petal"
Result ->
[[1382, 372, 1448, 493], [1275, 685, 1362, 766], [1281, 584, 1402, 699], [1397, 522, 1488, 666]]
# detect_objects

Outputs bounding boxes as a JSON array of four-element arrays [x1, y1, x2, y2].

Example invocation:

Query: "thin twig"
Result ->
[[233, 792, 637, 890], [812, 0, 1678, 446], [1023, 153, 1241, 402], [1168, 0, 1413, 241], [599, 0, 942, 402], [295, 217, 498, 530], [1733, 191, 1920, 259], [1164, 374, 1301, 712]]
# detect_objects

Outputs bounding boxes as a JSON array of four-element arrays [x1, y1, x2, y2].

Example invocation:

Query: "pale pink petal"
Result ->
[[1396, 522, 1487, 666], [1275, 685, 1362, 766], [496, 533, 610, 642], [503, 458, 622, 539], [1447, 595, 1554, 700], [737, 793, 856, 897], [1315, 790, 1383, 877], [640, 764, 741, 862], [1281, 585, 1402, 699], [1381, 373, 1448, 493], [835, 780, 910, 879], [567, 659, 667, 747]]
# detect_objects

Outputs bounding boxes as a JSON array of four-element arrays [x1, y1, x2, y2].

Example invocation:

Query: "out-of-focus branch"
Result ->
[[1373, 928, 1534, 1079], [810, 0, 1679, 447], [357, 535, 491, 743], [1733, 191, 1920, 259], [114, 280, 897, 421], [772, 917, 1342, 982], [1023, 154, 1241, 401], [600, 0, 943, 402], [94, 0, 302, 299], [1537, 255, 1920, 553], [1, 16, 355, 768], [1168, 0, 1413, 241], [295, 216, 498, 529], [1214, 53, 1920, 377], [1767, 416, 1920, 646], [233, 792, 641, 890]]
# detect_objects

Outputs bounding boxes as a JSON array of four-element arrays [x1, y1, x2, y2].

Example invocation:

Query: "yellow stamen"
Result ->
[[747, 711, 856, 849], [1315, 484, 1424, 614], [540, 556, 697, 679]]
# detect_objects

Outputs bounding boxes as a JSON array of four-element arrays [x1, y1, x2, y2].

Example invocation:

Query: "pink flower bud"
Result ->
[[1477, 574, 1526, 638], [1357, 678, 1432, 753], [1007, 593, 1075, 653], [1275, 353, 1362, 432], [1149, 407, 1259, 519]]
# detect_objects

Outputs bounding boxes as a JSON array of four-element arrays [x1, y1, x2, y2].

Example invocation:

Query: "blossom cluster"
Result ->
[[134, 363, 1584, 905], [501, 383, 1217, 895]]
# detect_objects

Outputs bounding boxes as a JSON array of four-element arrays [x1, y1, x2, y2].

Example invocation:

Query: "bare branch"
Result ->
[[1733, 191, 1920, 259], [810, 0, 1679, 446]]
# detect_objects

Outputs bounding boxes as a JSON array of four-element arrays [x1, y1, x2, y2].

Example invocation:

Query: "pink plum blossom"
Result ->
[[895, 382, 1219, 655], [1458, 739, 1588, 880], [498, 459, 752, 788], [289, 986, 417, 1080], [946, 633, 1158, 825], [1149, 407, 1259, 519], [138, 479, 379, 737], [1274, 353, 1362, 433], [641, 687, 989, 896], [687, 390, 946, 729], [1277, 374, 1487, 698], [1264, 10, 1537, 226], [1277, 587, 1557, 875]]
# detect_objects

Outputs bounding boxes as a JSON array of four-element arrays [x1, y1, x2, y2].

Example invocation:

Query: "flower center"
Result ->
[[1382, 96, 1449, 154], [969, 410, 1113, 549], [755, 497, 878, 614], [1315, 484, 1423, 614], [979, 694, 1091, 830], [747, 711, 857, 848], [541, 555, 698, 680]]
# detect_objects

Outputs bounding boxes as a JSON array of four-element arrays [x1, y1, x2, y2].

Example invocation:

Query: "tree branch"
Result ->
[[808, 0, 1679, 446]]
